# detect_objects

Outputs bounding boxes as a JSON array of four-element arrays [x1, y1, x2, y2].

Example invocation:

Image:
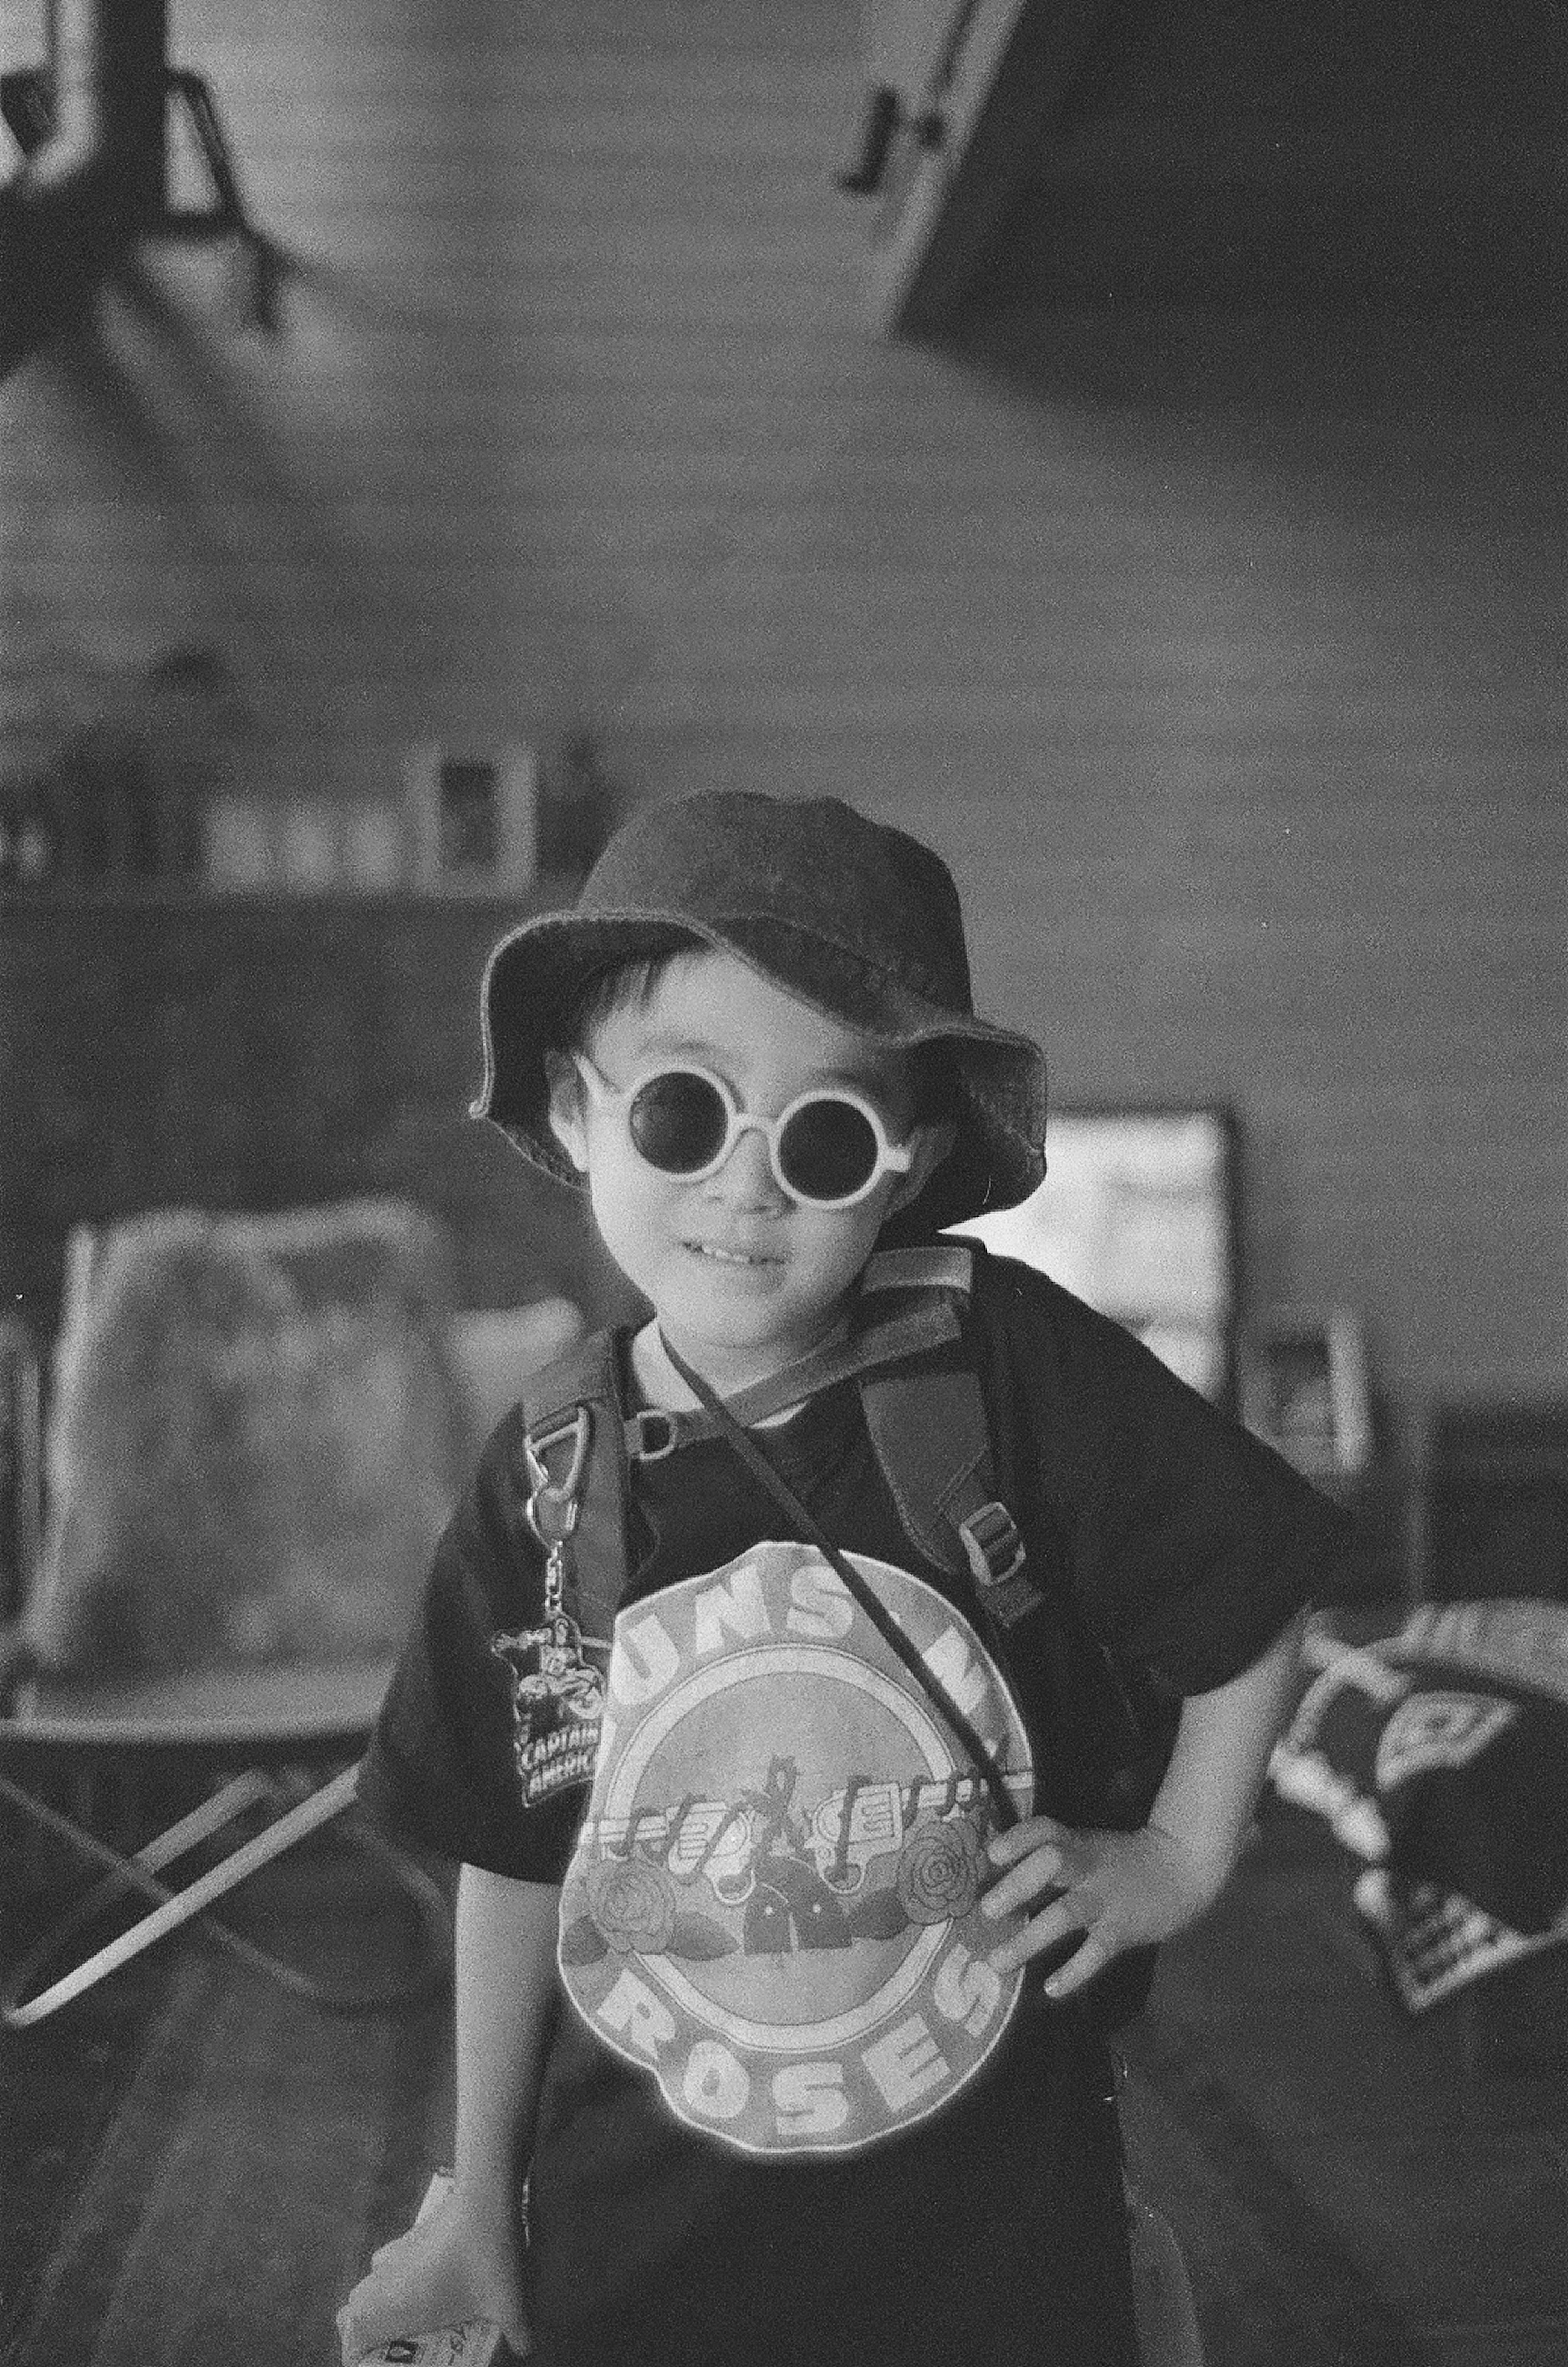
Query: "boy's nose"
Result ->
[[705, 1124, 787, 1211]]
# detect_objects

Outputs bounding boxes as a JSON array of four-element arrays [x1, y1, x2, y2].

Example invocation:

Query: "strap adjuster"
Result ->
[[958, 1500, 1027, 1589]]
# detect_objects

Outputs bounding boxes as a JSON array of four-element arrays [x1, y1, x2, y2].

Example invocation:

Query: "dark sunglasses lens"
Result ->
[[629, 1072, 729, 1173], [778, 1100, 880, 1202]]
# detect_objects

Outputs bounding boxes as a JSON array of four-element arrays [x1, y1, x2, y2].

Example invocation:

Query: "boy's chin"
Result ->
[[658, 1272, 846, 1363], [667, 1292, 795, 1354]]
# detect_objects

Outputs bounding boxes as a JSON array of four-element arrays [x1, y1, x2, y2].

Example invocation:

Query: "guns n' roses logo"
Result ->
[[558, 1541, 1034, 2157]]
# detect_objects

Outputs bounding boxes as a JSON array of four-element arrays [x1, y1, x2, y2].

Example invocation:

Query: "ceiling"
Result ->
[[866, 0, 1566, 333]]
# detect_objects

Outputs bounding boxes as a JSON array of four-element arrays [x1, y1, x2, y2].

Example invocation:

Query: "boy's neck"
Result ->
[[630, 1308, 854, 1420]]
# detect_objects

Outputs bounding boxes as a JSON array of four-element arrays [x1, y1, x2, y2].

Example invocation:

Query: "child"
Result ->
[[339, 791, 1345, 2367]]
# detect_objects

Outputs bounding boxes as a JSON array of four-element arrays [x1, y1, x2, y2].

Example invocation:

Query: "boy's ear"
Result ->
[[544, 1052, 591, 1175], [889, 1120, 956, 1217]]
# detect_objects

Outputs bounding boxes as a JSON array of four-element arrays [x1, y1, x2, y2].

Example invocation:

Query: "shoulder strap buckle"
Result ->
[[623, 1406, 682, 1463], [959, 1500, 1027, 1589], [956, 1501, 1041, 1629]]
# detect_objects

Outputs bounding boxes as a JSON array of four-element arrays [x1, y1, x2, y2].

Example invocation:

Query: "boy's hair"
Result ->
[[555, 942, 960, 1130], [552, 932, 695, 1056]]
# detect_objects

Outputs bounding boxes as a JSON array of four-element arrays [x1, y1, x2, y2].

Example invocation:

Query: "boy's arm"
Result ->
[[1143, 1607, 1310, 1891], [451, 1864, 560, 2216], [337, 1866, 560, 2364], [981, 1610, 1308, 1994]]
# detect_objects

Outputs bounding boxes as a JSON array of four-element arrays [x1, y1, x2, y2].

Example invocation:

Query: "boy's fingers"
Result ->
[[336, 2302, 372, 2367], [336, 2263, 430, 2364], [986, 1814, 1069, 1866], [987, 1888, 1092, 1976], [981, 1849, 1067, 1920], [1043, 1924, 1115, 1998], [982, 1820, 1089, 1920], [338, 2295, 388, 2360], [341, 2305, 415, 2365]]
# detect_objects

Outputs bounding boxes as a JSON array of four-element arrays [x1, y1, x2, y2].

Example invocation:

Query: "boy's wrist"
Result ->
[[1141, 1816, 1235, 1911], [448, 2165, 524, 2234]]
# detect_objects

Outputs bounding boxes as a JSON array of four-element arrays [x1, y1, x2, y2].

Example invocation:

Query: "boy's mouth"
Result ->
[[684, 1240, 783, 1268]]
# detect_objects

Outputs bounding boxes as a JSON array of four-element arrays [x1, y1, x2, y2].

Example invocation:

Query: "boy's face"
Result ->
[[548, 949, 952, 1392]]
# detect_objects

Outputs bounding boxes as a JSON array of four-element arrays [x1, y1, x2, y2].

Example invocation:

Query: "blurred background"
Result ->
[[1, 0, 1561, 1418], [0, 2, 1564, 2359]]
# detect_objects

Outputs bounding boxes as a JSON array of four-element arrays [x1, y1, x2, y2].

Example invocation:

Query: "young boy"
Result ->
[[339, 791, 1345, 2367]]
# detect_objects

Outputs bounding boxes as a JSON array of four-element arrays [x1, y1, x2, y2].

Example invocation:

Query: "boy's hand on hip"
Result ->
[[980, 1816, 1217, 1997]]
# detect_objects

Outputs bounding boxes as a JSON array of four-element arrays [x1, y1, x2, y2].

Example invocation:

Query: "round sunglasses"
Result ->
[[572, 1055, 915, 1209]]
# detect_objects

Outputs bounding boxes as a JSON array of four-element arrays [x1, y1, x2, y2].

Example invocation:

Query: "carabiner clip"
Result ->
[[524, 1405, 591, 1500], [523, 1405, 592, 1549]]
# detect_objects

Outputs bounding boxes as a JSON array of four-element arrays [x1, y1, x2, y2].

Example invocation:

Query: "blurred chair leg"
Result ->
[[0, 1763, 450, 2028]]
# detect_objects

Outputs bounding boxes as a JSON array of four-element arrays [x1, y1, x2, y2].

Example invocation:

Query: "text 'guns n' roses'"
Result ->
[[556, 1542, 1036, 2157]]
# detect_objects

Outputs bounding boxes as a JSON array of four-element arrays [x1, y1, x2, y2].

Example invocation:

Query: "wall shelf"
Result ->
[[0, 876, 582, 916]]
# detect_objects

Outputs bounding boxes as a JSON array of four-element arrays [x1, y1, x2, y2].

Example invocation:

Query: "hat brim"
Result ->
[[474, 906, 1046, 1229]]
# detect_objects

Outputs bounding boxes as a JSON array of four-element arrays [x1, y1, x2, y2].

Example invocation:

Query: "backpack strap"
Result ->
[[849, 1241, 1044, 1625], [860, 1242, 976, 1297], [620, 1244, 972, 1460], [856, 1258, 1175, 2028], [859, 1363, 1044, 1629], [516, 1243, 1035, 1640]]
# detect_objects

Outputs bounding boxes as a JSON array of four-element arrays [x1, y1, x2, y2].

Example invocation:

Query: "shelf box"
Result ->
[[405, 744, 538, 898]]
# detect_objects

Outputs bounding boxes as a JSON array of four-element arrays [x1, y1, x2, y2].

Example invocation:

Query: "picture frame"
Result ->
[[404, 742, 538, 896], [1240, 1306, 1372, 1481]]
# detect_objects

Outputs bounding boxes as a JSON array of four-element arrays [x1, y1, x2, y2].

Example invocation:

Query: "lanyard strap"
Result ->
[[655, 1332, 1020, 1834]]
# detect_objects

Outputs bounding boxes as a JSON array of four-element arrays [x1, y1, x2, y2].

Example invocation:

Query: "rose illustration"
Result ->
[[586, 1856, 677, 1955], [894, 1817, 982, 1926]]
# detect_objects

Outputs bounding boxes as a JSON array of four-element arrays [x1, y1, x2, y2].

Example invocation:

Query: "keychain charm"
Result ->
[[492, 1411, 608, 1806]]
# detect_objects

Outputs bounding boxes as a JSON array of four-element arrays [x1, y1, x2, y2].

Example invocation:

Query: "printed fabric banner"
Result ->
[[1271, 1599, 1568, 2010]]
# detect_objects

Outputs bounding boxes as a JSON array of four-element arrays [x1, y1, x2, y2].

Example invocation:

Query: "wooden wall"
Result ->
[[0, 0, 1562, 1430]]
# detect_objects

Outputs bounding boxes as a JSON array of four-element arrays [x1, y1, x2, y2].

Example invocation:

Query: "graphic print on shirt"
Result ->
[[556, 1540, 1035, 2157]]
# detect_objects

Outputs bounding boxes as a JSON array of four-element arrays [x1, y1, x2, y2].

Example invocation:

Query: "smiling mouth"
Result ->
[[686, 1241, 782, 1268]]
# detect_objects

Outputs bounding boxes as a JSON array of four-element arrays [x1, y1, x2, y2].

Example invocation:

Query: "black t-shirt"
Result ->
[[361, 1253, 1347, 2366]]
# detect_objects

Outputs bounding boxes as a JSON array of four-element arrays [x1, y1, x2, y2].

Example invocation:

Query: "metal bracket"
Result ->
[[837, 85, 945, 198], [1, 62, 280, 330]]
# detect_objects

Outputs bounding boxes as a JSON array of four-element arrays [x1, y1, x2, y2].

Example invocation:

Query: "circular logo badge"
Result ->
[[558, 1540, 1034, 2155]]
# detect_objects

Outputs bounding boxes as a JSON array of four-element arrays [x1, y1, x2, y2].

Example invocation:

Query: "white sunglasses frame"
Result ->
[[572, 1054, 916, 1208]]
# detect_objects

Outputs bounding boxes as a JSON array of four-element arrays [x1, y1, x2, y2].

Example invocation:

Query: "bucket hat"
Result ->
[[474, 791, 1046, 1233]]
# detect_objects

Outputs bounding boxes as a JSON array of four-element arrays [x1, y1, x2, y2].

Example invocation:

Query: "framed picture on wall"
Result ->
[[405, 743, 538, 896], [1240, 1306, 1372, 1482]]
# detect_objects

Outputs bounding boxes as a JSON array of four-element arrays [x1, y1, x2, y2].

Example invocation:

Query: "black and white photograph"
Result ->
[[1, 2, 1562, 2364]]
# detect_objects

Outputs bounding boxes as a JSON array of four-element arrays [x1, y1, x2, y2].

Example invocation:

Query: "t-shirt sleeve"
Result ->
[[980, 1255, 1352, 1699], [356, 1412, 584, 1882]]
